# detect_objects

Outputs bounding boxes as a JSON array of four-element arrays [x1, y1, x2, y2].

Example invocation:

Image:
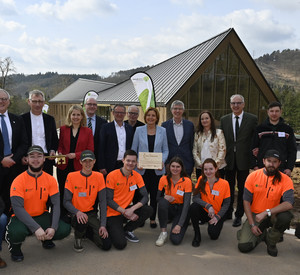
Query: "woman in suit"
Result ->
[[193, 110, 226, 179], [131, 107, 169, 228], [57, 105, 94, 214]]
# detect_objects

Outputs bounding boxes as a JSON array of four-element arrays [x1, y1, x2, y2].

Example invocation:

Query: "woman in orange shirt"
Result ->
[[190, 158, 230, 247], [155, 157, 192, 247]]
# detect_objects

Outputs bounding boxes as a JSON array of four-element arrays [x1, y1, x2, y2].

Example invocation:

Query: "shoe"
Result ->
[[73, 239, 84, 253], [139, 222, 145, 228], [11, 251, 24, 262], [155, 232, 167, 247], [278, 235, 284, 243], [125, 231, 139, 243], [192, 233, 201, 247], [150, 221, 157, 229], [42, 240, 56, 249], [232, 217, 242, 227], [0, 257, 7, 268], [265, 239, 278, 257]]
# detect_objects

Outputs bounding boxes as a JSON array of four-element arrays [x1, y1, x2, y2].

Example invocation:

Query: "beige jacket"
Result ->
[[193, 129, 227, 169]]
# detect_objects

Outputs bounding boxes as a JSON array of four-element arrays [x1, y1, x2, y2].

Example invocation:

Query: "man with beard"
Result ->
[[237, 149, 294, 257], [6, 145, 71, 262]]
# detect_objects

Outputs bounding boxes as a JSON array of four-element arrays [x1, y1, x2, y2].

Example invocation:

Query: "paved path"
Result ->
[[1, 219, 299, 275]]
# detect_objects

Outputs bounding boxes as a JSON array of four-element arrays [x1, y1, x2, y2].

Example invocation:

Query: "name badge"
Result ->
[[278, 132, 285, 137], [211, 190, 219, 196], [78, 192, 87, 197], [130, 185, 137, 191], [176, 190, 184, 196]]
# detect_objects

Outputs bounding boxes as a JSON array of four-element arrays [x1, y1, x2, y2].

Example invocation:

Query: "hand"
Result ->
[[48, 150, 56, 160], [255, 211, 267, 223], [137, 165, 144, 170], [45, 228, 55, 240], [164, 195, 175, 203], [99, 226, 108, 239], [158, 162, 164, 171], [209, 216, 218, 225], [76, 211, 88, 224], [208, 206, 215, 218], [66, 153, 76, 159], [1, 155, 15, 168], [123, 207, 138, 220], [251, 225, 262, 236], [35, 227, 46, 241], [21, 156, 28, 165], [284, 169, 292, 177], [252, 148, 259, 157], [171, 225, 181, 234], [100, 169, 107, 176]]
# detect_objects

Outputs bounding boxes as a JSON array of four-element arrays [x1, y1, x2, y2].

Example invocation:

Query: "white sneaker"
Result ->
[[156, 232, 168, 247]]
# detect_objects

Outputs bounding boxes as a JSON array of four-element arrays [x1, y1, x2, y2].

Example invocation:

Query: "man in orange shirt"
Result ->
[[6, 145, 71, 262], [106, 149, 152, 249], [64, 150, 111, 252], [238, 149, 294, 257]]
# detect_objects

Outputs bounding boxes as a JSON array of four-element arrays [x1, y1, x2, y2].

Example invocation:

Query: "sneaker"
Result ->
[[125, 231, 139, 243], [11, 251, 24, 262], [73, 239, 84, 253], [42, 240, 55, 249], [156, 232, 168, 247]]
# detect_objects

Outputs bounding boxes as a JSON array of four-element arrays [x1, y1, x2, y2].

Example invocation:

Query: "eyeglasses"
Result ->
[[230, 102, 243, 105], [86, 103, 97, 107], [0, 98, 8, 102], [128, 112, 138, 116], [30, 100, 44, 104]]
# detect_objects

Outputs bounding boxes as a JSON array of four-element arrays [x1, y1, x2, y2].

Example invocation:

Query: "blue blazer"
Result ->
[[161, 119, 194, 175], [131, 125, 169, 176]]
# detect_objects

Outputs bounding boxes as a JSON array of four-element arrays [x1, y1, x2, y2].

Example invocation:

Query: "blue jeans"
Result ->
[[0, 213, 7, 251]]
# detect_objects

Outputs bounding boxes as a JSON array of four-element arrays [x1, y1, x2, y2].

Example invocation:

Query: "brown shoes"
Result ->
[[0, 257, 7, 268]]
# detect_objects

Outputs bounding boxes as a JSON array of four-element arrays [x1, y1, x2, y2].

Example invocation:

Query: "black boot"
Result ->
[[192, 232, 201, 247]]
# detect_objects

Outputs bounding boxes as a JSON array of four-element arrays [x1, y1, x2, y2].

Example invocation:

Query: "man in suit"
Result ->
[[21, 90, 58, 175], [0, 89, 28, 215], [84, 97, 107, 171], [124, 105, 144, 133], [162, 100, 194, 176], [99, 104, 133, 176], [220, 94, 257, 227]]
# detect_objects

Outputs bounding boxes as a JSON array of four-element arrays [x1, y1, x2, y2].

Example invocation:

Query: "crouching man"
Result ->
[[106, 149, 152, 249], [237, 149, 294, 257], [64, 150, 111, 252], [6, 145, 71, 262]]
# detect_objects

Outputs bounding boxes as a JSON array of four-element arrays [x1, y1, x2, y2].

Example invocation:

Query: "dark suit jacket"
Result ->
[[220, 112, 257, 170], [161, 119, 194, 175], [93, 115, 107, 170], [0, 113, 28, 165], [57, 125, 94, 171], [21, 112, 58, 154], [99, 121, 133, 173]]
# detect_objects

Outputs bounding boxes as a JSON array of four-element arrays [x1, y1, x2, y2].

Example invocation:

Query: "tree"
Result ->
[[0, 57, 16, 89]]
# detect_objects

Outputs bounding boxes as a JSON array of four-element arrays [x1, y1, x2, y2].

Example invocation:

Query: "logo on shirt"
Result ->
[[25, 188, 33, 192]]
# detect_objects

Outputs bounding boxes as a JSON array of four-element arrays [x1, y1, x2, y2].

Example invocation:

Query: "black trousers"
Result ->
[[157, 199, 189, 245], [190, 203, 224, 240], [106, 205, 152, 250]]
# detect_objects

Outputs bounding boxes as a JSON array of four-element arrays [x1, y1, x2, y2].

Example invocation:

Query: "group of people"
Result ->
[[0, 88, 297, 268]]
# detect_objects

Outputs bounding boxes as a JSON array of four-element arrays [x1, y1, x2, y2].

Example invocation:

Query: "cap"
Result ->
[[264, 149, 280, 160], [80, 150, 95, 161], [27, 145, 44, 155]]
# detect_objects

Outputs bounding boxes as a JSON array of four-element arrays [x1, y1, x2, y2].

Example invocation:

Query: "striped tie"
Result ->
[[88, 117, 92, 131]]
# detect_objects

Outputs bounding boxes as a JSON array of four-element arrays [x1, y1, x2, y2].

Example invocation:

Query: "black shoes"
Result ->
[[42, 240, 56, 249], [232, 217, 242, 227], [192, 234, 201, 247]]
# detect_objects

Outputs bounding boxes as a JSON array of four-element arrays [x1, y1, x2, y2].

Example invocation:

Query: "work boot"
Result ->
[[192, 232, 201, 247], [265, 238, 278, 257]]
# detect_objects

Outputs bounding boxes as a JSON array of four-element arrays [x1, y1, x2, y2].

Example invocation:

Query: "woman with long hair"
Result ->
[[155, 157, 192, 246], [189, 158, 230, 247], [193, 111, 226, 179]]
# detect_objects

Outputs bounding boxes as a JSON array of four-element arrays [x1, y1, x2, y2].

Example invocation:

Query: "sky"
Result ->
[[0, 0, 299, 76]]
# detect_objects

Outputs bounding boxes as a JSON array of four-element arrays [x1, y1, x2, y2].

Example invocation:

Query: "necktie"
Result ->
[[88, 117, 92, 131], [235, 116, 239, 140], [0, 114, 12, 156]]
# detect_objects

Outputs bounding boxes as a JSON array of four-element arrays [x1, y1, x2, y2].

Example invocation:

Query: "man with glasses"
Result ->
[[99, 104, 133, 175], [220, 94, 257, 227], [22, 90, 58, 175], [162, 100, 194, 176], [84, 97, 107, 171], [0, 89, 28, 215], [124, 105, 144, 133]]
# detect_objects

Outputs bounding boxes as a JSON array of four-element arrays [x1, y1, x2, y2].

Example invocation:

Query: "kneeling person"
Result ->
[[7, 146, 71, 262], [237, 150, 294, 257], [106, 150, 152, 250], [64, 150, 111, 252]]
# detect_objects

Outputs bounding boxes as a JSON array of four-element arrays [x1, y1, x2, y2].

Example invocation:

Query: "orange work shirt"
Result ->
[[106, 169, 145, 217], [244, 169, 294, 214], [196, 177, 230, 214], [10, 171, 59, 217], [65, 171, 105, 213], [158, 176, 192, 204]]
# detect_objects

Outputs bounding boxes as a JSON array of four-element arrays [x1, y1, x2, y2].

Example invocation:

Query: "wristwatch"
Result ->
[[266, 209, 271, 217]]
